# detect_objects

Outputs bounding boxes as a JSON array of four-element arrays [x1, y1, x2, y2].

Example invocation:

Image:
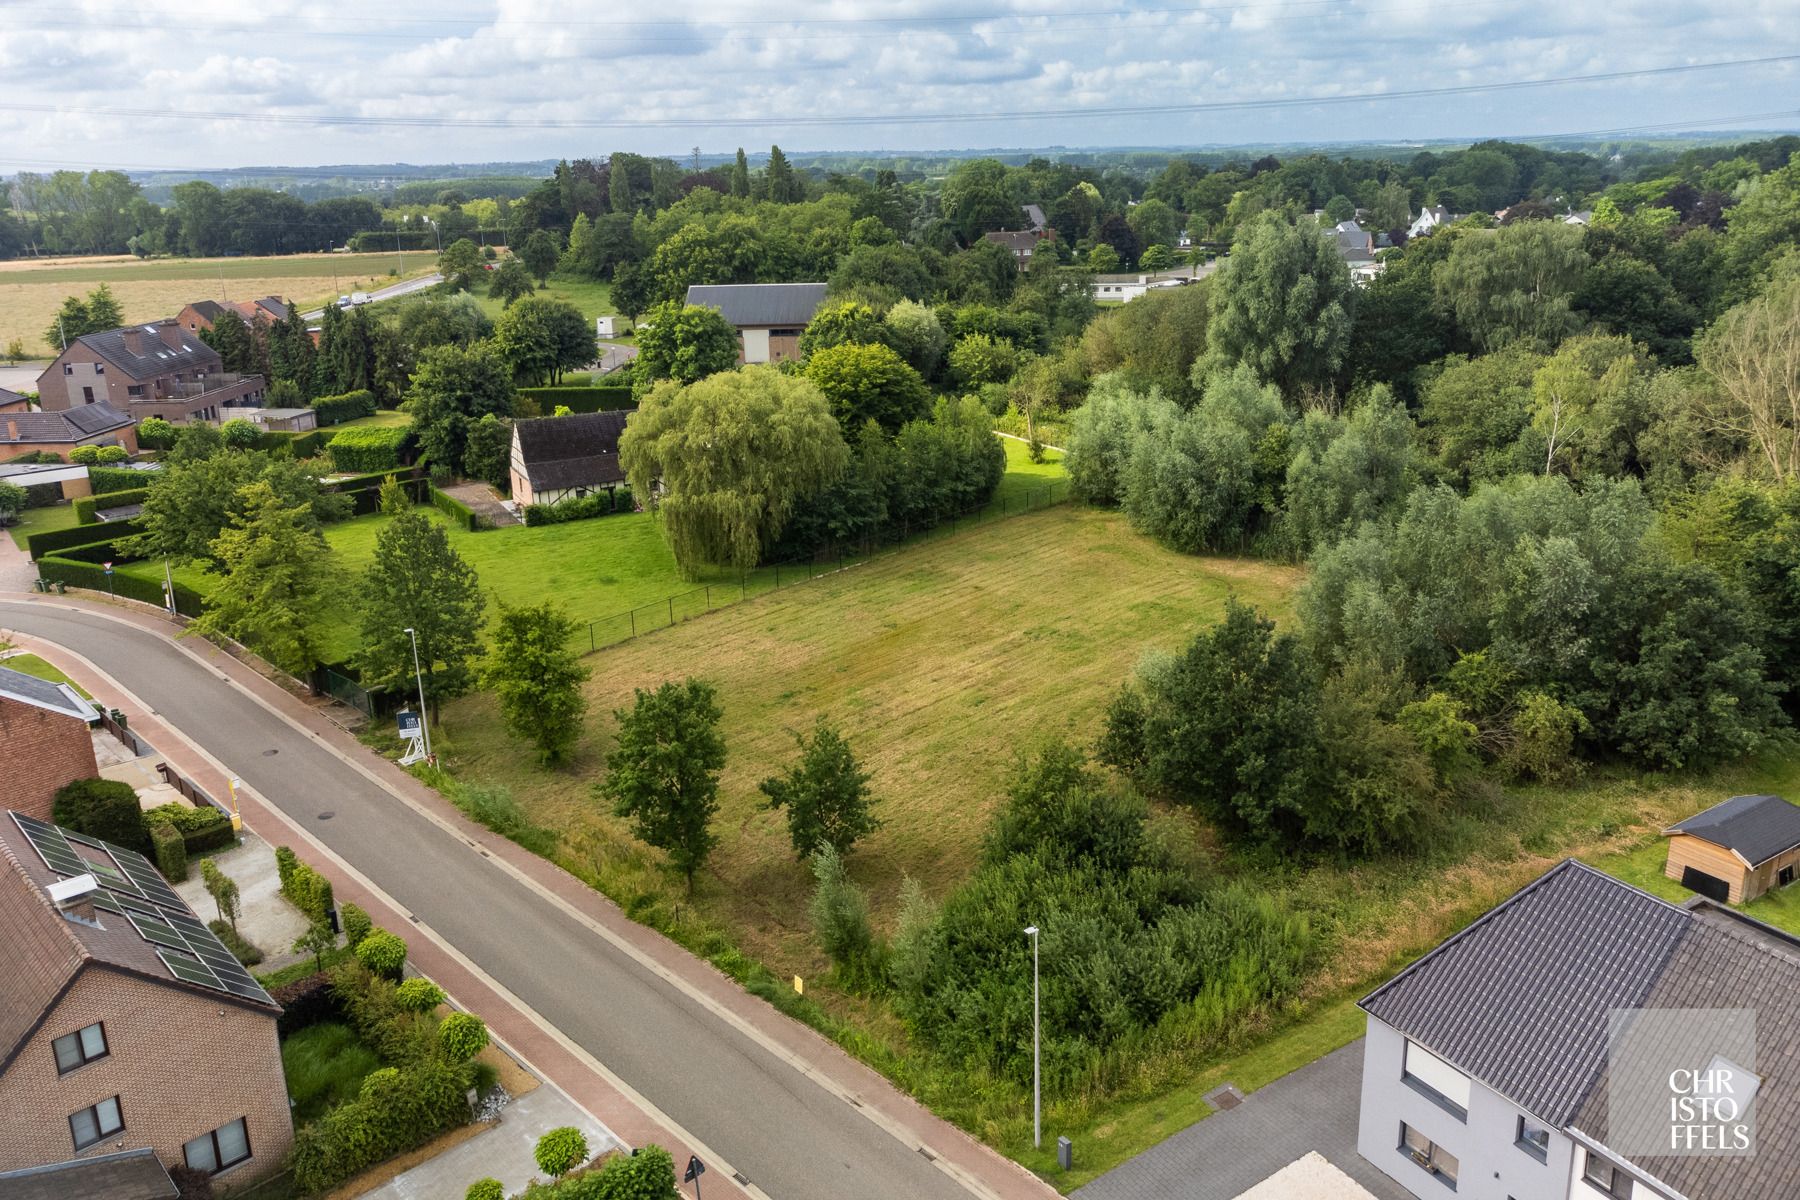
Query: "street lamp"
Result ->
[[1025, 924, 1040, 1149], [403, 627, 432, 759]]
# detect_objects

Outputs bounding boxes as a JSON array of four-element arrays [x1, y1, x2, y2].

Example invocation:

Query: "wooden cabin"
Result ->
[[1664, 793, 1800, 904]]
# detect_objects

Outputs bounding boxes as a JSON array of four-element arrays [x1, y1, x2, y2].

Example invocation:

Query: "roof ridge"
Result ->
[[0, 820, 89, 964]]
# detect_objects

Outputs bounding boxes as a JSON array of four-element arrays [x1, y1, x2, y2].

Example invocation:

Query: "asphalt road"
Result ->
[[1, 602, 971, 1200], [300, 272, 444, 320]]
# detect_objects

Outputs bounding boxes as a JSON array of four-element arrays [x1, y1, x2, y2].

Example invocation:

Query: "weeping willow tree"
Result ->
[[620, 368, 849, 575]]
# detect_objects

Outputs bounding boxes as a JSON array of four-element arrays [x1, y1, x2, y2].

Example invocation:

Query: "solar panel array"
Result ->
[[12, 812, 273, 1006]]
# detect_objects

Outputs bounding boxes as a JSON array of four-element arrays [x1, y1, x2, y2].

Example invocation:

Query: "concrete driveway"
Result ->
[[1074, 1042, 1411, 1200]]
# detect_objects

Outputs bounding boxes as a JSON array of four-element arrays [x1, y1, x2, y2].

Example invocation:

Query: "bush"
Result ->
[[74, 485, 150, 524], [149, 821, 188, 882], [89, 466, 147, 494], [143, 802, 236, 853], [356, 929, 408, 980], [69, 445, 103, 465], [515, 384, 634, 414], [328, 961, 436, 1063], [328, 425, 412, 472], [220, 418, 261, 449], [430, 485, 485, 531], [467, 1182, 504, 1200], [808, 846, 882, 990], [534, 1127, 590, 1179], [341, 901, 373, 948], [439, 1012, 489, 1063], [312, 389, 378, 426], [395, 978, 446, 1012], [51, 778, 149, 853], [208, 918, 263, 966], [136, 417, 177, 451], [287, 1053, 471, 1194], [271, 970, 342, 1038], [521, 489, 632, 526], [165, 1164, 214, 1200], [278, 850, 335, 926]]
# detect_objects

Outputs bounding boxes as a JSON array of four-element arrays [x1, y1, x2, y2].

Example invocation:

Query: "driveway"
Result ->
[[1074, 1042, 1411, 1200], [440, 480, 520, 527]]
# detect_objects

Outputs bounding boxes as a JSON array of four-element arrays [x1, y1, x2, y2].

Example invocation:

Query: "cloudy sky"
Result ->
[[0, 0, 1796, 170]]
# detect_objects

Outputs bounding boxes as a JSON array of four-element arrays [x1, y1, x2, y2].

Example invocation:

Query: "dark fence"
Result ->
[[577, 478, 1071, 655], [315, 666, 376, 719], [156, 761, 230, 817], [98, 709, 154, 758]]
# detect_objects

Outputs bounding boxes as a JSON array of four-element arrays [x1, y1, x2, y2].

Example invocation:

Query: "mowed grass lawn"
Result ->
[[468, 273, 613, 325], [0, 251, 439, 356], [6, 502, 81, 551], [434, 502, 1303, 970]]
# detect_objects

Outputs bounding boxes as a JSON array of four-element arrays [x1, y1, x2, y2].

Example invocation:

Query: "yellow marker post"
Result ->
[[227, 777, 243, 832], [793, 975, 804, 995]]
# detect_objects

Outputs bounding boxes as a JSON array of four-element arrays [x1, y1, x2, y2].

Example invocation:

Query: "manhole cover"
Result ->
[[1204, 1083, 1245, 1111], [316, 811, 336, 821], [263, 749, 279, 756]]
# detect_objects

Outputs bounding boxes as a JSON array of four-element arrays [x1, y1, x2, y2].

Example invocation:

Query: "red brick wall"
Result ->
[[0, 697, 99, 822], [0, 965, 292, 1183]]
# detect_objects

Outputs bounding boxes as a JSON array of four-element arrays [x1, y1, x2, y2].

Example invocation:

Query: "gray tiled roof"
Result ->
[[77, 323, 221, 381], [1570, 904, 1800, 1200], [684, 283, 828, 328], [1360, 860, 1689, 1125], [514, 410, 628, 493], [1667, 794, 1800, 867], [0, 388, 24, 407], [0, 664, 98, 721], [0, 404, 133, 444], [0, 1148, 176, 1200]]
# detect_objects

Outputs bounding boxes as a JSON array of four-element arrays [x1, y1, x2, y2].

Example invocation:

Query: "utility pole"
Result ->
[[1025, 924, 1041, 1148]]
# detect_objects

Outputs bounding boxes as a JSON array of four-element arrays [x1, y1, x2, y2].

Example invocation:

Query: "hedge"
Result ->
[[288, 1056, 469, 1193], [312, 389, 377, 426], [52, 779, 149, 854], [36, 556, 206, 612], [74, 486, 150, 524], [91, 466, 151, 495], [328, 425, 412, 473], [522, 489, 632, 527], [271, 971, 343, 1038], [209, 918, 263, 966], [150, 821, 188, 882], [22, 482, 61, 509], [145, 802, 237, 854], [276, 846, 335, 925], [429, 485, 485, 532], [25, 518, 142, 560], [516, 385, 635, 415]]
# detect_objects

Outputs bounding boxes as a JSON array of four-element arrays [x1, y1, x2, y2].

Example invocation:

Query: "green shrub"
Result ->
[[438, 1012, 489, 1063], [287, 1053, 471, 1193], [395, 978, 446, 1013], [136, 417, 177, 451], [466, 1181, 504, 1200], [533, 1127, 589, 1179], [36, 555, 206, 615], [327, 960, 436, 1063], [515, 385, 635, 414], [51, 778, 149, 853], [522, 489, 632, 526], [356, 929, 408, 980], [220, 418, 261, 449], [279, 853, 335, 926], [73, 486, 150, 524], [208, 918, 262, 965], [149, 821, 188, 882], [24, 517, 143, 560], [429, 485, 484, 531], [328, 425, 412, 472], [143, 802, 235, 853], [69, 445, 103, 465], [275, 845, 299, 890], [341, 901, 372, 948], [89, 466, 147, 495], [312, 389, 378, 426]]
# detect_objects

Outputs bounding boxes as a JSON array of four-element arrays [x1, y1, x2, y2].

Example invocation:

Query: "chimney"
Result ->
[[122, 328, 143, 355], [48, 874, 101, 927], [5, 419, 16, 441], [156, 321, 184, 349]]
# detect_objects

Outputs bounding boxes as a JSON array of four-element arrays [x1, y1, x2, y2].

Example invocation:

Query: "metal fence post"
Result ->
[[706, 585, 711, 610], [668, 596, 674, 626], [590, 623, 596, 653], [630, 610, 636, 638]]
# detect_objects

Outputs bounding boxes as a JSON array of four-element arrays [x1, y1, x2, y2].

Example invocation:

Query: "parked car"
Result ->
[[351, 291, 372, 305]]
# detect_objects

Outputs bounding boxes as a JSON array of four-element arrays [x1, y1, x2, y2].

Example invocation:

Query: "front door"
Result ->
[[1780, 865, 1795, 888]]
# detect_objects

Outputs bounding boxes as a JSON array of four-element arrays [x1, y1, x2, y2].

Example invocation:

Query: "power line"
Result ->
[[2, 55, 1794, 132]]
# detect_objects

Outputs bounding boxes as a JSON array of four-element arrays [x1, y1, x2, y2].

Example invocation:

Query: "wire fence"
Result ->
[[315, 666, 376, 718], [576, 478, 1072, 655]]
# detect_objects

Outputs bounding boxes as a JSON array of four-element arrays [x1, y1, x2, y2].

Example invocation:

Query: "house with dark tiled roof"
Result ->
[[0, 664, 100, 822], [684, 283, 828, 365], [0, 387, 28, 414], [1357, 859, 1800, 1200], [176, 297, 289, 336], [0, 812, 291, 1186], [1665, 794, 1800, 904], [35, 321, 265, 425], [508, 410, 629, 508], [983, 229, 1046, 271], [0, 403, 138, 460]]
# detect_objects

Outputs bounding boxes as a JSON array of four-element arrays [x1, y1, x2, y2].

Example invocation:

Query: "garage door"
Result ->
[[1680, 866, 1731, 903]]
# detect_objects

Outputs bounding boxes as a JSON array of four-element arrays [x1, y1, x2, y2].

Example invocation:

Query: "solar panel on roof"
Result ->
[[159, 950, 218, 989]]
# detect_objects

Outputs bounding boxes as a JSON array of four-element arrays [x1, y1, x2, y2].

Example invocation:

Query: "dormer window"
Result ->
[[63, 364, 73, 375]]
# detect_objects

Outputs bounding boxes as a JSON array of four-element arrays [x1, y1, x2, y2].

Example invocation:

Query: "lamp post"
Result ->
[[1025, 924, 1040, 1149], [403, 627, 432, 759]]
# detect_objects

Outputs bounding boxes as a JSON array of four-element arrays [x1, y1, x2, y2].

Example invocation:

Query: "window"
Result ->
[[1582, 1153, 1633, 1198], [1403, 1040, 1471, 1119], [69, 1096, 123, 1150], [1515, 1115, 1550, 1162], [82, 387, 95, 403], [1400, 1123, 1459, 1189], [52, 1023, 108, 1074], [1782, 865, 1795, 887], [63, 364, 73, 375], [127, 385, 145, 397], [184, 1117, 251, 1174], [94, 364, 104, 375]]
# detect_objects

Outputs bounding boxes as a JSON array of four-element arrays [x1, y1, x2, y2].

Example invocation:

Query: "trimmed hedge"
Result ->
[[428, 485, 485, 532], [35, 556, 206, 614], [52, 778, 149, 854], [515, 385, 635, 415], [276, 846, 335, 926], [328, 425, 412, 473], [25, 518, 142, 560], [312, 390, 378, 427], [91, 466, 151, 495], [522, 489, 632, 527], [145, 802, 237, 854], [287, 1055, 469, 1194], [74, 486, 150, 524], [150, 821, 188, 882]]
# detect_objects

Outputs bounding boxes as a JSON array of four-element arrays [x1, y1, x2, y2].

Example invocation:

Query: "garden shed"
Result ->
[[1663, 793, 1800, 903]]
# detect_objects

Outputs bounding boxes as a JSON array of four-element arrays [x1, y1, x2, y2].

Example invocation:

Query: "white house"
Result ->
[[1407, 206, 1455, 239]]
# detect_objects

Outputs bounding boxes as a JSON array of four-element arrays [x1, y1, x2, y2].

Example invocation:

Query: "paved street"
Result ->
[[300, 272, 444, 320], [1074, 1042, 1411, 1200], [0, 599, 1032, 1200]]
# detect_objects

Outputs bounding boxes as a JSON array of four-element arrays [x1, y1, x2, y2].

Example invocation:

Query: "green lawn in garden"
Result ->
[[0, 651, 91, 697], [989, 437, 1067, 510], [469, 273, 613, 324], [6, 502, 80, 551], [332, 410, 412, 430], [281, 1022, 382, 1123]]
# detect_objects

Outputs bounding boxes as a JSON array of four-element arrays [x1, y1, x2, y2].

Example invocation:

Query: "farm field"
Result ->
[[0, 250, 439, 355]]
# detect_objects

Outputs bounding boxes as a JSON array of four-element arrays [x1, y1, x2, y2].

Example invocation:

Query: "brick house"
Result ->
[[0, 812, 292, 1186], [982, 229, 1046, 271], [0, 665, 101, 822], [0, 404, 138, 462], [175, 297, 290, 336], [684, 283, 828, 365], [35, 322, 265, 425], [0, 387, 29, 414]]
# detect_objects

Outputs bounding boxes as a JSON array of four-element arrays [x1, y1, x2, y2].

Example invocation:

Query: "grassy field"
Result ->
[[333, 410, 411, 429], [0, 251, 438, 355], [467, 273, 613, 325], [5, 502, 80, 550]]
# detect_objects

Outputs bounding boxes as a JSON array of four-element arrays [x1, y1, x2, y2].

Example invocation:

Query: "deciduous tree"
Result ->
[[602, 679, 726, 892], [190, 481, 337, 674], [355, 509, 486, 720], [759, 718, 879, 859], [487, 601, 589, 765], [803, 342, 929, 433], [494, 297, 596, 385], [1201, 211, 1352, 395], [633, 301, 740, 384]]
